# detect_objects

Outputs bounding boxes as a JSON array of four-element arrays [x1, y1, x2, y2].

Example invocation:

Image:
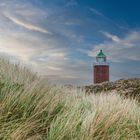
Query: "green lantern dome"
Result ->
[[96, 50, 107, 63], [97, 50, 106, 57]]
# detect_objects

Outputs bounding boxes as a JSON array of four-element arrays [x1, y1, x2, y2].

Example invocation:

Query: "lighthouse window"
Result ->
[[97, 57, 106, 62]]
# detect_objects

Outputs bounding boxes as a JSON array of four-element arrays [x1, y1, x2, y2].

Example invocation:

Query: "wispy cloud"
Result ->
[[85, 31, 140, 62], [89, 8, 103, 16], [4, 13, 51, 34], [100, 31, 120, 42], [47, 65, 62, 71], [65, 0, 78, 7], [0, 0, 139, 84], [89, 7, 129, 32]]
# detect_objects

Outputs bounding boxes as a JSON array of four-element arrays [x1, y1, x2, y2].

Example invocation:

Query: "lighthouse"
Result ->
[[94, 50, 109, 84]]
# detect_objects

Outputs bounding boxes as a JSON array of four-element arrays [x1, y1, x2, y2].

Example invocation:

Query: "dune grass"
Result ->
[[0, 59, 140, 140]]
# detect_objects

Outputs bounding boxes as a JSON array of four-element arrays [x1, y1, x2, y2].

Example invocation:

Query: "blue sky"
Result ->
[[0, 0, 140, 85]]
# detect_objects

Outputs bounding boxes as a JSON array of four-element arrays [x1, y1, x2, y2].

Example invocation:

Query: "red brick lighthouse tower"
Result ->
[[94, 50, 109, 84]]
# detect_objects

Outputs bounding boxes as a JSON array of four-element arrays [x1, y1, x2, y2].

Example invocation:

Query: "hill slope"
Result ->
[[85, 79, 140, 100], [0, 59, 140, 140]]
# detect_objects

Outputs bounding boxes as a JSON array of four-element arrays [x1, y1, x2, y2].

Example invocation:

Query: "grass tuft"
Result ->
[[0, 59, 139, 140]]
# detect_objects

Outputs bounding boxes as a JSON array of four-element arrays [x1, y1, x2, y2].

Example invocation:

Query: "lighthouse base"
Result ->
[[94, 65, 109, 84]]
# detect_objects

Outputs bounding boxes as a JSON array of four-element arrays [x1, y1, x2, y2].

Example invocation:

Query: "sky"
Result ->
[[0, 0, 140, 85]]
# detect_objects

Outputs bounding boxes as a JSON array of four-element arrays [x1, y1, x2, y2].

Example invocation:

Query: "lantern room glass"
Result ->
[[96, 57, 106, 63]]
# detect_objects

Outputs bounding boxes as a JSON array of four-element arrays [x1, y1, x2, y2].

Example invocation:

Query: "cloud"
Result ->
[[65, 0, 78, 7], [4, 13, 51, 34], [1, 0, 137, 84], [89, 7, 128, 31], [46, 65, 62, 71], [0, 32, 71, 76], [0, 36, 35, 62], [89, 8, 103, 16], [85, 31, 140, 62], [100, 31, 120, 42]]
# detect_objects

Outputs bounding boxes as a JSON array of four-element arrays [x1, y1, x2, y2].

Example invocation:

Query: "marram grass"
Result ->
[[0, 59, 139, 140]]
